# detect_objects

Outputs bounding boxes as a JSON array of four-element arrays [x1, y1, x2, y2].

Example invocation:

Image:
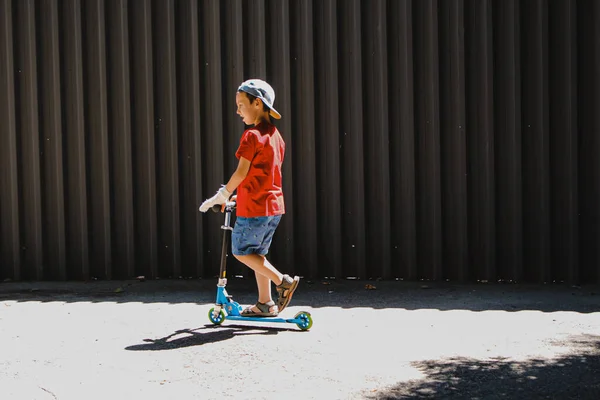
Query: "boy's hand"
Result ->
[[199, 186, 230, 212], [220, 195, 237, 212]]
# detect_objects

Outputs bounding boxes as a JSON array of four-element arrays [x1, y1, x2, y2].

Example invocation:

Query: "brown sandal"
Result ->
[[276, 275, 300, 312], [241, 301, 279, 317]]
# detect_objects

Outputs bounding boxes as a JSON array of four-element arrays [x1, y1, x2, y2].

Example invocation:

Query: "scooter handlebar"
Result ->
[[210, 201, 236, 213]]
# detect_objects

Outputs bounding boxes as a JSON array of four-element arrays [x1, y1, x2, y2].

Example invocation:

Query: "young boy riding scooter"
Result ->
[[199, 79, 299, 317]]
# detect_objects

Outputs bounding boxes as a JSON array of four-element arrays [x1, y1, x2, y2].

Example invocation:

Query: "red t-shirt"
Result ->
[[235, 121, 285, 217]]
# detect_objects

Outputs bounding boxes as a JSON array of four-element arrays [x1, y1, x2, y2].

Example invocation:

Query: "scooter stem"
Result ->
[[217, 202, 236, 285]]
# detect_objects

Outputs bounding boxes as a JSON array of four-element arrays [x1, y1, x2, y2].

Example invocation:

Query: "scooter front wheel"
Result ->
[[208, 307, 226, 325], [294, 311, 313, 331]]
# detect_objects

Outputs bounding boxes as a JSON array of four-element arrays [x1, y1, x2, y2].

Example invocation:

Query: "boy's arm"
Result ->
[[199, 156, 250, 212], [225, 156, 251, 194]]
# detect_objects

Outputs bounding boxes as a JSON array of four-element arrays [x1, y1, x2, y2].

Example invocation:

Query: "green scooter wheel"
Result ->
[[294, 311, 313, 331], [208, 307, 226, 325]]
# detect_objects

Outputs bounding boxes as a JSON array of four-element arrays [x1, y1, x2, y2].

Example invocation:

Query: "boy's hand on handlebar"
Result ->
[[199, 186, 230, 212], [220, 195, 237, 212]]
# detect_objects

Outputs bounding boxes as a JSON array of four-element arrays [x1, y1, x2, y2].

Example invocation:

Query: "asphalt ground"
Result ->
[[1, 278, 599, 399]]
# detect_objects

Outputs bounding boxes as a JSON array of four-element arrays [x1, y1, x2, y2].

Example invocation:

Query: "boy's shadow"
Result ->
[[125, 324, 299, 351]]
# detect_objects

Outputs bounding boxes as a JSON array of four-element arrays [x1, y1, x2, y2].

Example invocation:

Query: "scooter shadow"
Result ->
[[125, 323, 300, 352]]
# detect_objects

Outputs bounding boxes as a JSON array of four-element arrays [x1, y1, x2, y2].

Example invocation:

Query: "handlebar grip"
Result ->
[[210, 201, 236, 213]]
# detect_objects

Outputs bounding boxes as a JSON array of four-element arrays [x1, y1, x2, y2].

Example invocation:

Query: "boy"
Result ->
[[199, 79, 299, 317]]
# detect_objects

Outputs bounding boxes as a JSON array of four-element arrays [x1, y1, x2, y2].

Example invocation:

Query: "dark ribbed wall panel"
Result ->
[[244, 0, 266, 78], [290, 0, 318, 278], [494, 0, 522, 283], [439, 0, 468, 281], [388, 0, 417, 280], [39, 0, 67, 280], [61, 0, 90, 280], [107, 0, 135, 278], [466, 0, 496, 281], [314, 0, 342, 278], [579, 0, 600, 283], [267, 0, 296, 275], [1, 0, 599, 284], [83, 0, 112, 279], [154, 0, 181, 278], [199, 0, 223, 276], [130, 0, 158, 279], [414, 0, 443, 281], [0, 0, 20, 280], [339, 0, 366, 279], [363, 0, 391, 279], [177, 0, 203, 278], [522, 0, 551, 283], [16, 0, 44, 280], [549, 0, 578, 283]]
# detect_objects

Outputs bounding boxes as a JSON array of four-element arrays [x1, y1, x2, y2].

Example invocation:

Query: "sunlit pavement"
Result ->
[[1, 279, 599, 399]]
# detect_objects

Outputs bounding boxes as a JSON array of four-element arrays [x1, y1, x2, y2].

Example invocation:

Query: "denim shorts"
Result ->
[[231, 215, 282, 256]]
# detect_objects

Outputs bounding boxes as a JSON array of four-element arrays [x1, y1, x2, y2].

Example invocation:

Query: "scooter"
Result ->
[[207, 201, 313, 331]]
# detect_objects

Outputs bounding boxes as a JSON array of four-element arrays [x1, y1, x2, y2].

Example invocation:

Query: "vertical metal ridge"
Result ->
[[83, 0, 112, 279], [314, 0, 342, 278], [39, 0, 67, 280], [593, 0, 600, 283], [494, 0, 522, 283], [465, 0, 496, 281], [0, 0, 21, 280], [339, 0, 366, 278], [290, 0, 318, 278], [363, 0, 391, 278], [267, 0, 296, 274], [439, 0, 468, 281], [199, 0, 223, 276], [107, 0, 135, 278], [222, 0, 244, 183], [61, 0, 90, 280], [130, 0, 157, 278], [388, 0, 417, 280], [521, 0, 550, 283], [16, 0, 44, 280], [414, 0, 443, 280], [221, 0, 244, 277], [177, 0, 203, 277], [244, 0, 266, 78], [549, 0, 578, 284], [578, 0, 600, 283], [154, 0, 181, 278]]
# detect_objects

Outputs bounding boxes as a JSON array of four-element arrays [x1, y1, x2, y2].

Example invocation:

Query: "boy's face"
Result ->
[[236, 91, 262, 126]]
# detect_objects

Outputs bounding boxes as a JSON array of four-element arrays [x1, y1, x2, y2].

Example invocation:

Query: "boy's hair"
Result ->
[[239, 91, 271, 114]]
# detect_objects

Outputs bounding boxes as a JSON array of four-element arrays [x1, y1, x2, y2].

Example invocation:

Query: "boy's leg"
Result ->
[[235, 253, 300, 313], [232, 216, 299, 313], [234, 254, 283, 286], [235, 254, 279, 314], [255, 272, 272, 303]]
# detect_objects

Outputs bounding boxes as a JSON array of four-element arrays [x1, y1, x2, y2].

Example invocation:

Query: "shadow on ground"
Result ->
[[125, 324, 299, 351], [0, 279, 599, 313], [367, 335, 600, 400]]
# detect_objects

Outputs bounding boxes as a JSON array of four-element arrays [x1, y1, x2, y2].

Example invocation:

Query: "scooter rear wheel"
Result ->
[[208, 307, 226, 325]]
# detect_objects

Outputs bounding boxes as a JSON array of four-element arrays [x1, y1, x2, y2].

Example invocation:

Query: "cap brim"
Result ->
[[269, 108, 282, 120]]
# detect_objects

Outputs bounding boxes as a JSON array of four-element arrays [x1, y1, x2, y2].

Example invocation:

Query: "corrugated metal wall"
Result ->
[[1, 0, 599, 283]]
